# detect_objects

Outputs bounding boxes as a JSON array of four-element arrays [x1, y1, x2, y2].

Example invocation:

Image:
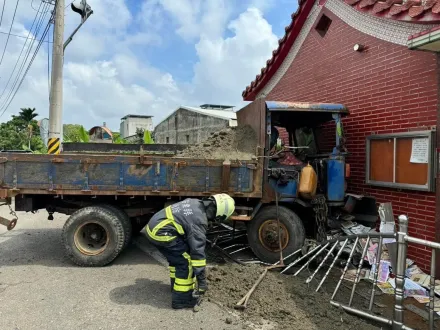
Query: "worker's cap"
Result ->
[[212, 194, 235, 219]]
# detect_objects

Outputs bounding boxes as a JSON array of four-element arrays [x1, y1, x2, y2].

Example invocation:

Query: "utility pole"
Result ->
[[47, 0, 93, 154], [48, 0, 65, 155]]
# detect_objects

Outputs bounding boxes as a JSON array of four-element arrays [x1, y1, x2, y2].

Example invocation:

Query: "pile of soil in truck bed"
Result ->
[[176, 125, 257, 160], [205, 264, 381, 330]]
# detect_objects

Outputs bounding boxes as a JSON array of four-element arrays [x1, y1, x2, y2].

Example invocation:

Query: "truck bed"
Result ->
[[0, 153, 261, 198]]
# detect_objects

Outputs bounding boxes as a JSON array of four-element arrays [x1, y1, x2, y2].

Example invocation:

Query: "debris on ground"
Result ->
[[176, 125, 258, 160], [206, 264, 379, 330]]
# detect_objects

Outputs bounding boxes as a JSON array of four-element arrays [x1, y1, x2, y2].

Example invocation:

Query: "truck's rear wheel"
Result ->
[[62, 206, 125, 267], [100, 204, 132, 249], [247, 206, 305, 264]]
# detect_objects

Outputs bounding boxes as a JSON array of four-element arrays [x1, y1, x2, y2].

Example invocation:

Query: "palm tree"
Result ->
[[18, 108, 38, 124], [17, 108, 38, 149]]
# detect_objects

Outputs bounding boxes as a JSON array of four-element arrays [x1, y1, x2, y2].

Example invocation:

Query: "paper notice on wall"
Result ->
[[410, 138, 429, 163]]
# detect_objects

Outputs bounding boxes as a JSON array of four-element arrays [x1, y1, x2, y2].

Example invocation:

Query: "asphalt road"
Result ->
[[0, 207, 247, 330]]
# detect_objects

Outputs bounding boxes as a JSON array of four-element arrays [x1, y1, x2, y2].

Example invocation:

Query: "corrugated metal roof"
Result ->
[[181, 106, 237, 120]]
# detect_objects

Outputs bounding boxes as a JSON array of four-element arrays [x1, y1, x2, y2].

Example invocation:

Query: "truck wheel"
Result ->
[[62, 206, 125, 267], [247, 206, 305, 264], [100, 204, 132, 249]]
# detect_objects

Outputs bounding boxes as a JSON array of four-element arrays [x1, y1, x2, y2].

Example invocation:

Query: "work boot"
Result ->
[[171, 297, 198, 310]]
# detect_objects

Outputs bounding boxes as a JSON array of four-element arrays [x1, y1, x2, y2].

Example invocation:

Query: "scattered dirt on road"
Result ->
[[176, 125, 257, 160], [206, 264, 380, 330]]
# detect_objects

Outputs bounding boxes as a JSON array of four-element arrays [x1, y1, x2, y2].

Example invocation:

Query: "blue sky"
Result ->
[[0, 0, 299, 131]]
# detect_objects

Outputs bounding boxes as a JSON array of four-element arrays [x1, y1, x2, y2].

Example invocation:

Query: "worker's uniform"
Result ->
[[146, 199, 207, 304]]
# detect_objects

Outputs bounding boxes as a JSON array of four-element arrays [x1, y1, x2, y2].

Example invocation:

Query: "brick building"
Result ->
[[243, 0, 440, 268]]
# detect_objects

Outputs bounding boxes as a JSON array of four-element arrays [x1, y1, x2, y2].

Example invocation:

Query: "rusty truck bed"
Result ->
[[0, 153, 261, 198]]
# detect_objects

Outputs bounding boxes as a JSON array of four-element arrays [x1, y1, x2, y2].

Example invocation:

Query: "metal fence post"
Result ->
[[392, 215, 408, 330]]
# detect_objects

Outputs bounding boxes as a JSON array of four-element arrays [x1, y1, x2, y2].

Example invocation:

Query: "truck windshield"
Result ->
[[294, 127, 318, 157]]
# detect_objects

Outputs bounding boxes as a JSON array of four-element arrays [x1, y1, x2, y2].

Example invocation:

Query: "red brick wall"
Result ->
[[266, 9, 438, 269]]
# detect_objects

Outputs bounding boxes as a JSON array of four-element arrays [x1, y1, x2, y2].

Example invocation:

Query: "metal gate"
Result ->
[[283, 215, 439, 330]]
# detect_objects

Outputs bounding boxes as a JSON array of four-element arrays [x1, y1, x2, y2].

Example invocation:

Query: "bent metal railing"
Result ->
[[282, 215, 438, 330]]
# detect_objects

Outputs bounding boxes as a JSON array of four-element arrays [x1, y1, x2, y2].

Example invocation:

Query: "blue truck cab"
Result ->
[[265, 101, 348, 204], [237, 100, 378, 263]]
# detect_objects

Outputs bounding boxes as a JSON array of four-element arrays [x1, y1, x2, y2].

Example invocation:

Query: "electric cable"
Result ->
[[0, 1, 49, 108], [0, 8, 53, 116]]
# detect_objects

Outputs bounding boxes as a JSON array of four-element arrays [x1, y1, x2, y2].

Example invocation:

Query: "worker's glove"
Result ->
[[196, 268, 208, 294]]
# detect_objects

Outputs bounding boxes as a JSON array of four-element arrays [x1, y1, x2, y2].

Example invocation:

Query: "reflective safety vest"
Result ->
[[146, 199, 208, 269]]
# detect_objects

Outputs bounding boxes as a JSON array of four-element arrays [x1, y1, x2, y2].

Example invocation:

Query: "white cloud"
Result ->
[[0, 0, 279, 133], [192, 7, 278, 106]]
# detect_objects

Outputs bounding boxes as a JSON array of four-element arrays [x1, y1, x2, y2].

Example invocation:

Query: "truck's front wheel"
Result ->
[[247, 206, 305, 264], [62, 206, 125, 267]]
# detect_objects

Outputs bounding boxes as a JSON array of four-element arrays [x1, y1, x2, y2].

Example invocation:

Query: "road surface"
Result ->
[[0, 206, 246, 330]]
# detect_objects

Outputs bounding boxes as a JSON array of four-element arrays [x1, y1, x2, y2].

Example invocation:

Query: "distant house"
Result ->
[[89, 123, 113, 143], [154, 104, 237, 144], [120, 115, 153, 139]]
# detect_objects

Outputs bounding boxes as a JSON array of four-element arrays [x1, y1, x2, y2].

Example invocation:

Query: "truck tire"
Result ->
[[247, 206, 305, 264], [62, 206, 125, 267], [100, 204, 132, 249]]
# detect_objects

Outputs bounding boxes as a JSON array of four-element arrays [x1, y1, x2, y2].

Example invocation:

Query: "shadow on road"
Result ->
[[109, 278, 171, 309], [0, 228, 158, 268]]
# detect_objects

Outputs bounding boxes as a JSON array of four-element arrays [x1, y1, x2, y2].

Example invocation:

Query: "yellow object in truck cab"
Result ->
[[299, 164, 317, 199]]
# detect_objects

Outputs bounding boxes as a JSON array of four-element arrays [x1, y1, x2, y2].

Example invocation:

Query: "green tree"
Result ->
[[63, 124, 89, 142], [63, 124, 83, 142], [17, 108, 38, 124], [0, 109, 45, 153], [143, 130, 154, 144], [135, 128, 145, 144], [112, 132, 126, 144]]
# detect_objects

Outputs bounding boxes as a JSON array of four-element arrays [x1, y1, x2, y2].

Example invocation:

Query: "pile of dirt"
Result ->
[[206, 264, 380, 330], [176, 125, 258, 160]]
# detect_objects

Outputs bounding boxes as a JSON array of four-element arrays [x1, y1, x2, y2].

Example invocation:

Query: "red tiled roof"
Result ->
[[242, 0, 440, 101], [347, 0, 440, 21]]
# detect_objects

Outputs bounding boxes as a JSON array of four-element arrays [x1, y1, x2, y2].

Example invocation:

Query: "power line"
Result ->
[[0, 0, 48, 106], [0, 0, 6, 28], [0, 11, 54, 117], [0, 30, 53, 42], [0, 1, 51, 114], [0, 0, 21, 68]]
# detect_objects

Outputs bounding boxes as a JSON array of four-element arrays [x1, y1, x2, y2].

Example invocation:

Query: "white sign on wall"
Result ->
[[410, 138, 429, 164]]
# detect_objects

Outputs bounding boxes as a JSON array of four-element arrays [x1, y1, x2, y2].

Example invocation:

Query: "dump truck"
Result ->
[[0, 99, 377, 266]]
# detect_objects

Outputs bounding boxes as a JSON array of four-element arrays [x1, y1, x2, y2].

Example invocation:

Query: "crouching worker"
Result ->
[[146, 194, 235, 309]]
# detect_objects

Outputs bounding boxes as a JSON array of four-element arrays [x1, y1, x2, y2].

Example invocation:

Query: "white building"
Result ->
[[120, 115, 153, 139]]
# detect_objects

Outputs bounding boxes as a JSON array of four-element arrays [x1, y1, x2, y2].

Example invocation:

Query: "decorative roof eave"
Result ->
[[408, 25, 440, 50], [346, 0, 440, 23], [242, 0, 316, 101]]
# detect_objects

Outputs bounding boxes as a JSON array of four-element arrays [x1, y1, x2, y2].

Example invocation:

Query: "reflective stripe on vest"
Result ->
[[146, 206, 185, 242]]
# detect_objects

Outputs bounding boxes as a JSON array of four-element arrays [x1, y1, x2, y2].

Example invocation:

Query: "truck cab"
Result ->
[[265, 101, 348, 206], [237, 100, 377, 263]]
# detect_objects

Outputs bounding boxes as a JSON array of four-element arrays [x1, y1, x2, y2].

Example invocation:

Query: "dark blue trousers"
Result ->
[[155, 237, 196, 303]]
